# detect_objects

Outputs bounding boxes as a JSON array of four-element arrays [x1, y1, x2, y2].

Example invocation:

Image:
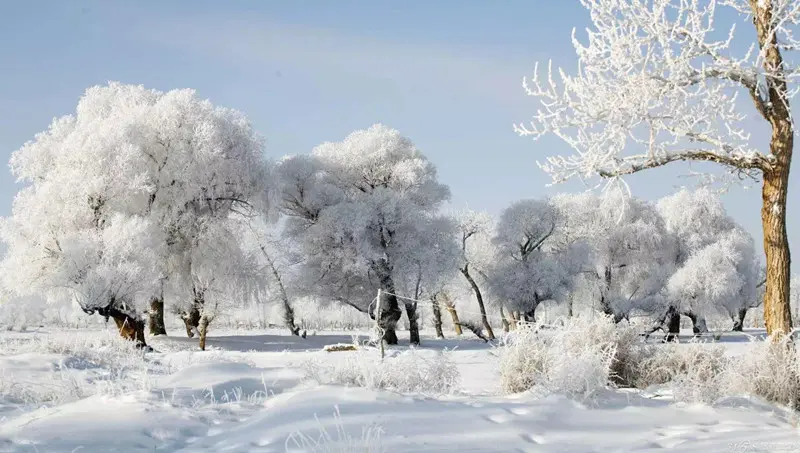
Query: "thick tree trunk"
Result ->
[[374, 269, 402, 345], [404, 302, 420, 346], [460, 266, 495, 340], [665, 309, 680, 342], [148, 297, 167, 336], [522, 307, 536, 323], [761, 166, 793, 336], [431, 294, 444, 339], [732, 307, 748, 332], [182, 288, 204, 338], [182, 304, 201, 338], [108, 308, 148, 349], [198, 314, 210, 351], [751, 0, 794, 337], [683, 311, 708, 337]]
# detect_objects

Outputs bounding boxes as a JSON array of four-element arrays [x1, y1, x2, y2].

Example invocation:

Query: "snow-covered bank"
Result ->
[[0, 329, 798, 453]]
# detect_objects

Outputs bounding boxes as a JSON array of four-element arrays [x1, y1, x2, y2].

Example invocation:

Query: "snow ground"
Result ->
[[0, 328, 798, 453]]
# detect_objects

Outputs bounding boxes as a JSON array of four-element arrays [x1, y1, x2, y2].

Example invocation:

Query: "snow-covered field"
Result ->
[[1, 327, 798, 453]]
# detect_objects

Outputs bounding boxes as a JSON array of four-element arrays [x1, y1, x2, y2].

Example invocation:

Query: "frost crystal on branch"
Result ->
[[516, 0, 800, 183]]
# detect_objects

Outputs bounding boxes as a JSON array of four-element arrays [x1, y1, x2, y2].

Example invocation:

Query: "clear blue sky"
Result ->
[[0, 0, 796, 270]]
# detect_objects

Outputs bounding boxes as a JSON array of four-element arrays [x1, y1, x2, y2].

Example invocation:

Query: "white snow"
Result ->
[[0, 328, 798, 453]]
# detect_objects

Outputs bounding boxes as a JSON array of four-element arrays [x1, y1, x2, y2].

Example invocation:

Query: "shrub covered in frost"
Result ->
[[499, 315, 646, 397], [722, 335, 800, 409], [636, 341, 729, 404], [302, 348, 460, 395]]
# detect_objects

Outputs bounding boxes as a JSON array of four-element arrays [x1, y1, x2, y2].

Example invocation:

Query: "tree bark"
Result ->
[[260, 244, 300, 336], [182, 288, 203, 338], [148, 297, 167, 336], [761, 164, 793, 336], [665, 309, 680, 342], [522, 307, 537, 323], [567, 293, 574, 318], [750, 0, 794, 337], [439, 293, 462, 336], [198, 314, 210, 351], [431, 294, 444, 339], [733, 307, 748, 332], [683, 311, 708, 337], [108, 308, 148, 349], [404, 302, 420, 346], [182, 304, 201, 338], [460, 265, 495, 340], [372, 267, 402, 345]]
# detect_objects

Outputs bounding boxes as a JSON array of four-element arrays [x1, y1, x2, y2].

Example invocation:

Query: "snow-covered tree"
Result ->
[[393, 214, 460, 344], [517, 0, 798, 335], [487, 199, 575, 322], [0, 83, 270, 348], [276, 124, 450, 345], [240, 218, 303, 336], [656, 188, 741, 333], [553, 190, 675, 322], [667, 228, 759, 332]]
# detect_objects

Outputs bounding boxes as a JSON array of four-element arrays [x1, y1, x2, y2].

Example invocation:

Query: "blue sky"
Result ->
[[0, 0, 796, 269]]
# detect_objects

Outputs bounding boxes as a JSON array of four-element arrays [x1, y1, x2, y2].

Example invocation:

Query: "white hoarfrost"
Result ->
[[517, 0, 800, 183]]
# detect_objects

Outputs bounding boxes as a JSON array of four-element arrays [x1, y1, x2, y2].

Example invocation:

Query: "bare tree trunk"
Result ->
[[439, 293, 462, 336], [567, 293, 574, 318], [108, 308, 148, 349], [665, 309, 680, 342], [370, 266, 402, 345], [404, 302, 420, 346], [751, 0, 793, 337], [733, 307, 748, 332], [431, 294, 444, 339], [198, 314, 210, 351], [259, 244, 300, 336], [509, 311, 520, 330], [499, 305, 510, 333], [182, 303, 201, 338], [522, 308, 536, 323], [761, 165, 793, 337], [683, 311, 708, 337], [460, 265, 495, 340], [148, 297, 167, 336]]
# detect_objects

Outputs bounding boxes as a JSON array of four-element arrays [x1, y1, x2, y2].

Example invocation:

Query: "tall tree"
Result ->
[[517, 0, 798, 335], [276, 124, 450, 345]]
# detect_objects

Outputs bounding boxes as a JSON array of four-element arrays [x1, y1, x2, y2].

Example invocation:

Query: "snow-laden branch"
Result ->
[[516, 0, 800, 183]]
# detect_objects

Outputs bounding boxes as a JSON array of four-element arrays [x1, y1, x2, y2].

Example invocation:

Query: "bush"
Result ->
[[499, 315, 646, 397], [302, 348, 460, 396], [636, 341, 729, 404], [722, 335, 800, 409]]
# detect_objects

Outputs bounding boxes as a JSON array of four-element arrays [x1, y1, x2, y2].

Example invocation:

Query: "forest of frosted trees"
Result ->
[[0, 82, 794, 351]]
